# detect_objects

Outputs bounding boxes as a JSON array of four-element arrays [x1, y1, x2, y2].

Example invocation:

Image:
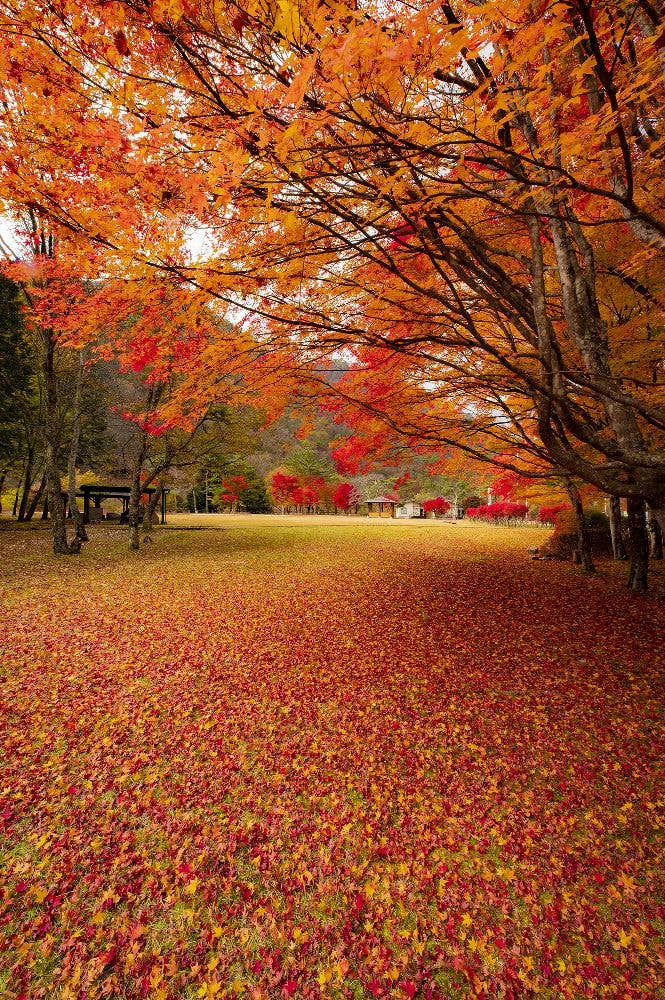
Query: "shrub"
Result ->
[[542, 509, 612, 559], [467, 501, 528, 522]]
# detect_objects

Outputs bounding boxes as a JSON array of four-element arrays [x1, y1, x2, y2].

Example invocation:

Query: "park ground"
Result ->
[[0, 516, 663, 999]]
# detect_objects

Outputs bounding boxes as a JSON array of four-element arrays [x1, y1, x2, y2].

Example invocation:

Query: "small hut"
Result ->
[[395, 500, 424, 519], [366, 496, 398, 518]]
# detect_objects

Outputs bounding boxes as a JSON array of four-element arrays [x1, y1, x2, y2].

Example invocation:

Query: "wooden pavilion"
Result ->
[[365, 496, 398, 518], [77, 484, 168, 524]]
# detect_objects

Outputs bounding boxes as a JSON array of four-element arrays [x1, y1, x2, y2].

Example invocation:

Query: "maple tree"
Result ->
[[270, 470, 300, 512], [422, 497, 451, 517], [332, 481, 360, 513], [538, 503, 572, 526], [216, 474, 249, 510]]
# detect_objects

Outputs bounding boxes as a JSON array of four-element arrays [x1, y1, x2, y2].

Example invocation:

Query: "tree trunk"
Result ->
[[651, 505, 665, 548], [66, 351, 88, 546], [0, 470, 6, 514], [127, 384, 166, 550], [626, 498, 649, 593], [43, 330, 71, 554], [17, 444, 35, 521], [12, 475, 21, 517], [142, 481, 163, 540], [647, 507, 663, 560], [565, 481, 595, 573], [609, 495, 627, 560], [24, 470, 47, 522], [128, 430, 153, 551], [128, 457, 143, 551]]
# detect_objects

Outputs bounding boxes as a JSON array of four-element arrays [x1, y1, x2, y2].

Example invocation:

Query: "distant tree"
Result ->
[[270, 471, 300, 513], [284, 442, 335, 482], [539, 504, 571, 526], [237, 471, 270, 514], [216, 474, 249, 511], [423, 498, 451, 518], [333, 482, 360, 513], [300, 484, 319, 512]]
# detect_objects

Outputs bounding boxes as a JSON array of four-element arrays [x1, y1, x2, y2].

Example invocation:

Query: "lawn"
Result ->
[[0, 517, 663, 999]]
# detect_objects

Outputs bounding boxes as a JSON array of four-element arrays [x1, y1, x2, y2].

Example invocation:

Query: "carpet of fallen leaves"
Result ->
[[1, 516, 664, 1000]]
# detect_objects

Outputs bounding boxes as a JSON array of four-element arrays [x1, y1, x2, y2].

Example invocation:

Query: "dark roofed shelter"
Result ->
[[79, 484, 167, 525]]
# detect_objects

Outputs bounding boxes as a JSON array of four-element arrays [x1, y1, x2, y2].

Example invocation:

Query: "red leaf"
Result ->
[[113, 30, 130, 57]]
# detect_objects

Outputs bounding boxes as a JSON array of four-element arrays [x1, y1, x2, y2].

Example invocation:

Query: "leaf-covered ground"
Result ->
[[1, 517, 663, 1000]]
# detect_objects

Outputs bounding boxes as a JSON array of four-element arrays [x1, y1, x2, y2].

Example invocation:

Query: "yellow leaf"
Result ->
[[618, 929, 631, 948], [318, 967, 333, 987], [198, 983, 222, 999], [273, 0, 301, 44], [29, 885, 48, 904]]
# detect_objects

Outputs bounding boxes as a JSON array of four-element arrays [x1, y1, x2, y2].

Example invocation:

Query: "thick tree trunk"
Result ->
[[609, 495, 627, 560], [626, 498, 649, 593], [66, 351, 88, 546], [0, 470, 6, 514], [127, 384, 165, 550], [647, 507, 663, 561], [128, 432, 152, 551], [565, 481, 595, 573]]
